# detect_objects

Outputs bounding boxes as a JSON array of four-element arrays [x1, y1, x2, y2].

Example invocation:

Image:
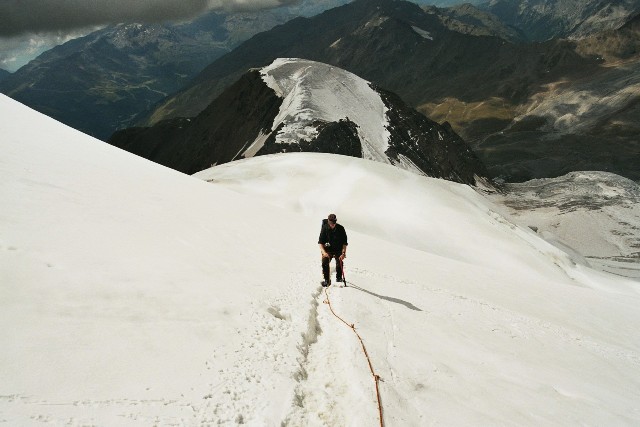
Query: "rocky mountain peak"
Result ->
[[108, 23, 177, 49]]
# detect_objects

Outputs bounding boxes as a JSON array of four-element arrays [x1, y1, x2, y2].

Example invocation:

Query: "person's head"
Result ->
[[328, 213, 337, 228]]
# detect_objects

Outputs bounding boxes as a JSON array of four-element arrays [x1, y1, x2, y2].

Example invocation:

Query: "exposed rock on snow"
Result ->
[[411, 25, 434, 40], [259, 58, 391, 162]]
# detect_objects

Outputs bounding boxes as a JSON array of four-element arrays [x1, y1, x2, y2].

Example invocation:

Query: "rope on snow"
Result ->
[[323, 287, 384, 427]]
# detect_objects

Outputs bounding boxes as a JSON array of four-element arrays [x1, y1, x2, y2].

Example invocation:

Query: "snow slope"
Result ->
[[2, 94, 640, 425]]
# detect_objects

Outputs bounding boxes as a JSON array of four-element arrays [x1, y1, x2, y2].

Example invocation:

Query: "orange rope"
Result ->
[[323, 288, 384, 427]]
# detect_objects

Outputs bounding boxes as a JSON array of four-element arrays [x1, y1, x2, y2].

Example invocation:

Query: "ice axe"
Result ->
[[339, 258, 347, 287]]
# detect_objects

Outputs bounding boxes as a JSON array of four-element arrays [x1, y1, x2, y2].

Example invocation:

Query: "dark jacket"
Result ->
[[318, 219, 348, 253]]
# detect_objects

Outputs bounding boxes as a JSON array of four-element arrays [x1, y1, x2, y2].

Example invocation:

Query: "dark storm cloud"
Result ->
[[209, 0, 302, 12], [0, 0, 301, 37]]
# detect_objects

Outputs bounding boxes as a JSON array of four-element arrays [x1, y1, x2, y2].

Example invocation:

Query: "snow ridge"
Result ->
[[259, 58, 391, 163]]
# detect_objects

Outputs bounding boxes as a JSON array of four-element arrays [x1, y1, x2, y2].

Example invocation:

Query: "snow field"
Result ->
[[197, 153, 640, 424], [2, 94, 640, 425], [330, 252, 640, 425], [195, 153, 622, 288], [0, 95, 334, 424]]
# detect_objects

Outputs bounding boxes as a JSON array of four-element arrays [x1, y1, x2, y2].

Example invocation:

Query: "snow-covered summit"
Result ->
[[254, 58, 486, 184], [3, 95, 640, 425], [258, 58, 391, 162], [110, 57, 486, 184]]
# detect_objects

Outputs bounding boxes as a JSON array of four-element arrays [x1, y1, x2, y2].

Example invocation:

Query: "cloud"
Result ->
[[0, 28, 99, 71], [0, 0, 301, 37], [209, 0, 302, 12]]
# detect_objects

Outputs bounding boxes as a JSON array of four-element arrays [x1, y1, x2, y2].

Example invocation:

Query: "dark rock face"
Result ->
[[110, 65, 487, 185], [477, 128, 640, 183], [110, 70, 283, 174], [108, 117, 193, 164], [257, 119, 363, 158], [375, 86, 487, 184]]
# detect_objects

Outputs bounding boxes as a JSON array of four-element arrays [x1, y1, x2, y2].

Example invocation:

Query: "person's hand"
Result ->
[[339, 253, 346, 261], [322, 251, 330, 258]]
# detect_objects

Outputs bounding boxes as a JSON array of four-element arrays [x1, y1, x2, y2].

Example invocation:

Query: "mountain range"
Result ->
[[471, 13, 640, 181], [132, 0, 639, 181], [140, 0, 601, 125], [109, 58, 487, 184], [2, 0, 639, 182], [0, 0, 356, 141], [481, 0, 640, 41]]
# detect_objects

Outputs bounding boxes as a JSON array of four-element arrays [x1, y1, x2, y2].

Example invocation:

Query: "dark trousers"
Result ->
[[322, 252, 343, 281]]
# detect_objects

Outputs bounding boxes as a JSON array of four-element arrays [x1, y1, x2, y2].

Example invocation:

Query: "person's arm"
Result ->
[[319, 243, 329, 257], [318, 226, 329, 258], [340, 227, 348, 260]]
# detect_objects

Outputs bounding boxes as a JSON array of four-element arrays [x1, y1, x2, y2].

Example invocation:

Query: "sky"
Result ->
[[2, 91, 639, 424], [0, 0, 302, 71]]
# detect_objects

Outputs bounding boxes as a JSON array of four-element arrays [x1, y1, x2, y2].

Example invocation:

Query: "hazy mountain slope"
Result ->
[[0, 69, 9, 83], [423, 3, 524, 41], [3, 94, 640, 424], [110, 59, 487, 184], [0, 23, 231, 140], [482, 0, 640, 41]]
